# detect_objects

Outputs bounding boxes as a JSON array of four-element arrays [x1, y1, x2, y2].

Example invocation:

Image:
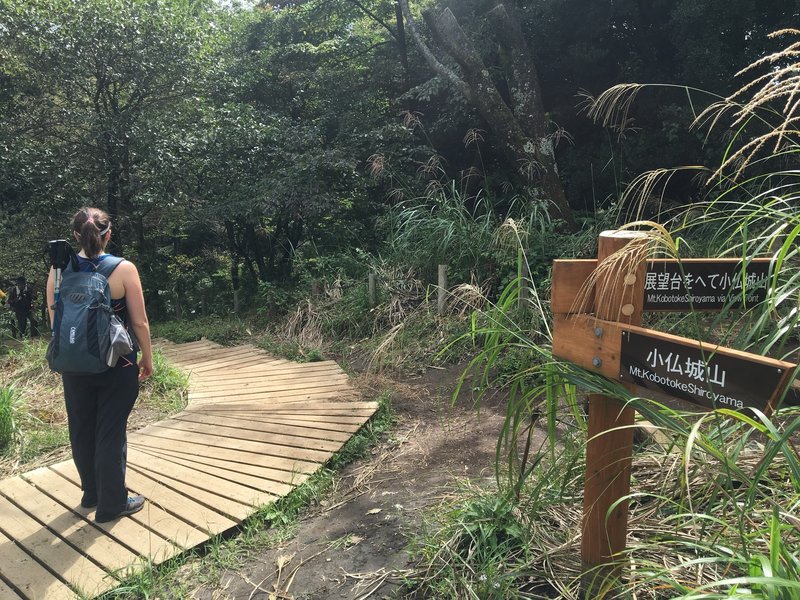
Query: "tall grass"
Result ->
[[0, 385, 19, 450]]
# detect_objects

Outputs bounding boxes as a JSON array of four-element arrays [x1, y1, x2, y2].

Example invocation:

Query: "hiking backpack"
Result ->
[[46, 256, 125, 374]]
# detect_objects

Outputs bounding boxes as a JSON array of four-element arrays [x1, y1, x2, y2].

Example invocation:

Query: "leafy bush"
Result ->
[[151, 316, 253, 346], [409, 486, 532, 600]]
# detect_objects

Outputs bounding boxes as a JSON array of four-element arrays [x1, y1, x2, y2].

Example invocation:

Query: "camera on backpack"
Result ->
[[46, 240, 77, 271]]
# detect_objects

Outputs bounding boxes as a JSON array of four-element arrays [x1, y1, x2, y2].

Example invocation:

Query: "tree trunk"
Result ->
[[400, 0, 577, 231], [394, 1, 411, 90]]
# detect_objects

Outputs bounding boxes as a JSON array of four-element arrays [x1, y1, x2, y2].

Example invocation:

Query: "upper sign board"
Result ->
[[644, 259, 771, 311]]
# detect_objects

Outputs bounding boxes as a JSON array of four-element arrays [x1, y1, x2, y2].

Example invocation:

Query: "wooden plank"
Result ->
[[0, 576, 23, 600], [233, 414, 369, 431], [131, 446, 299, 497], [260, 400, 378, 411], [158, 340, 223, 355], [186, 357, 288, 375], [187, 387, 356, 405], [0, 490, 113, 597], [151, 417, 343, 453], [180, 409, 365, 432], [134, 423, 332, 464], [175, 347, 273, 365], [121, 468, 238, 536], [143, 446, 310, 490], [551, 259, 596, 314], [0, 477, 138, 578], [190, 373, 350, 394], [552, 314, 622, 381], [129, 434, 319, 475], [127, 448, 277, 508], [194, 361, 343, 383], [193, 370, 348, 391], [175, 412, 352, 443], [191, 399, 378, 412], [169, 348, 267, 369], [167, 345, 272, 363], [49, 463, 208, 551], [0, 529, 77, 600], [163, 345, 260, 362], [188, 378, 353, 401], [22, 468, 177, 563], [124, 467, 253, 522]]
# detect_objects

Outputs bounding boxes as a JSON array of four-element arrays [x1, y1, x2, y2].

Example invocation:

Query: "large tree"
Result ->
[[399, 0, 578, 230], [0, 0, 217, 253]]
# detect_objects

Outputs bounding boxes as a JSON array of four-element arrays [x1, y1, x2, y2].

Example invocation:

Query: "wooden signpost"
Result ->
[[550, 231, 795, 588]]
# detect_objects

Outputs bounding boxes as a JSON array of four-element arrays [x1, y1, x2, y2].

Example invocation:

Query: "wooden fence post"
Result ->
[[437, 264, 447, 315], [368, 273, 376, 308], [581, 230, 647, 589]]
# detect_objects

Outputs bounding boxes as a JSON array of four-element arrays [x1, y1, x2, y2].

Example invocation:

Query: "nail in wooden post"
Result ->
[[368, 273, 376, 308], [582, 230, 647, 589], [437, 264, 447, 315]]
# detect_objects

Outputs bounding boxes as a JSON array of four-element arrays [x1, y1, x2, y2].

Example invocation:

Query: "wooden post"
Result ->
[[437, 264, 447, 315], [581, 230, 647, 588], [368, 273, 376, 308], [174, 290, 182, 321]]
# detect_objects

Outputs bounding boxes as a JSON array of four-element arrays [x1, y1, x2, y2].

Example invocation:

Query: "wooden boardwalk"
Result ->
[[0, 340, 378, 599]]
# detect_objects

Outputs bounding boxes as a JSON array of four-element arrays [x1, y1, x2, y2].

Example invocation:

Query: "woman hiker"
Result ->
[[46, 207, 154, 522]]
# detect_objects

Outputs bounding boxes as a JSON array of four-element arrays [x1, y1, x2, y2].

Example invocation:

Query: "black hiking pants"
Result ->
[[63, 358, 139, 520]]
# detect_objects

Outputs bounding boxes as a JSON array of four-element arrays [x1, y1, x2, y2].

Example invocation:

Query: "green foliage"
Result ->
[[141, 351, 189, 418], [408, 486, 532, 600], [0, 385, 19, 450], [256, 280, 298, 320], [151, 316, 253, 346], [387, 183, 501, 281]]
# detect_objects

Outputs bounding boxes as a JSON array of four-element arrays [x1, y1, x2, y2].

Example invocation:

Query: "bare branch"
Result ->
[[397, 0, 471, 100]]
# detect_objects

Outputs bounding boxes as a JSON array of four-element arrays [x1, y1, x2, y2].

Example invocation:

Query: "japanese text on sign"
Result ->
[[643, 260, 770, 310], [620, 330, 787, 412]]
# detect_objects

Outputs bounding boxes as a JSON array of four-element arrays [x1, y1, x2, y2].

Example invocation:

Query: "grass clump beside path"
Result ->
[[0, 338, 189, 479]]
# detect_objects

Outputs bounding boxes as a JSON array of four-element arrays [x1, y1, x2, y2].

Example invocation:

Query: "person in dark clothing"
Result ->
[[8, 276, 38, 337], [46, 207, 154, 523]]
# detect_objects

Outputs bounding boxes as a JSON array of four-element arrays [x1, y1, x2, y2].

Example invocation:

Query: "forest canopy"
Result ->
[[2, 0, 798, 319]]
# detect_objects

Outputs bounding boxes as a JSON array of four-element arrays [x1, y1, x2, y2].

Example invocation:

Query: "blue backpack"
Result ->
[[46, 256, 125, 374]]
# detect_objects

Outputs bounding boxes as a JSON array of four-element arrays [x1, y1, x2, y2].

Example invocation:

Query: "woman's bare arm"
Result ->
[[119, 261, 153, 380]]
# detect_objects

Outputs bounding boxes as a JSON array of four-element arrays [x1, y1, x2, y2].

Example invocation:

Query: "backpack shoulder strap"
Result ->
[[95, 256, 124, 279]]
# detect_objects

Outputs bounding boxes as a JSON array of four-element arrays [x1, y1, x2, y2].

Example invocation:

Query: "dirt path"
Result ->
[[188, 364, 512, 600]]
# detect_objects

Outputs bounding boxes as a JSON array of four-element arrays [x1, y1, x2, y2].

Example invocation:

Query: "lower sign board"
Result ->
[[619, 329, 788, 412]]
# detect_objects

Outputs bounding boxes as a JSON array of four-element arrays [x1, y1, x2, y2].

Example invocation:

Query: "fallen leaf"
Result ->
[[365, 508, 382, 515]]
